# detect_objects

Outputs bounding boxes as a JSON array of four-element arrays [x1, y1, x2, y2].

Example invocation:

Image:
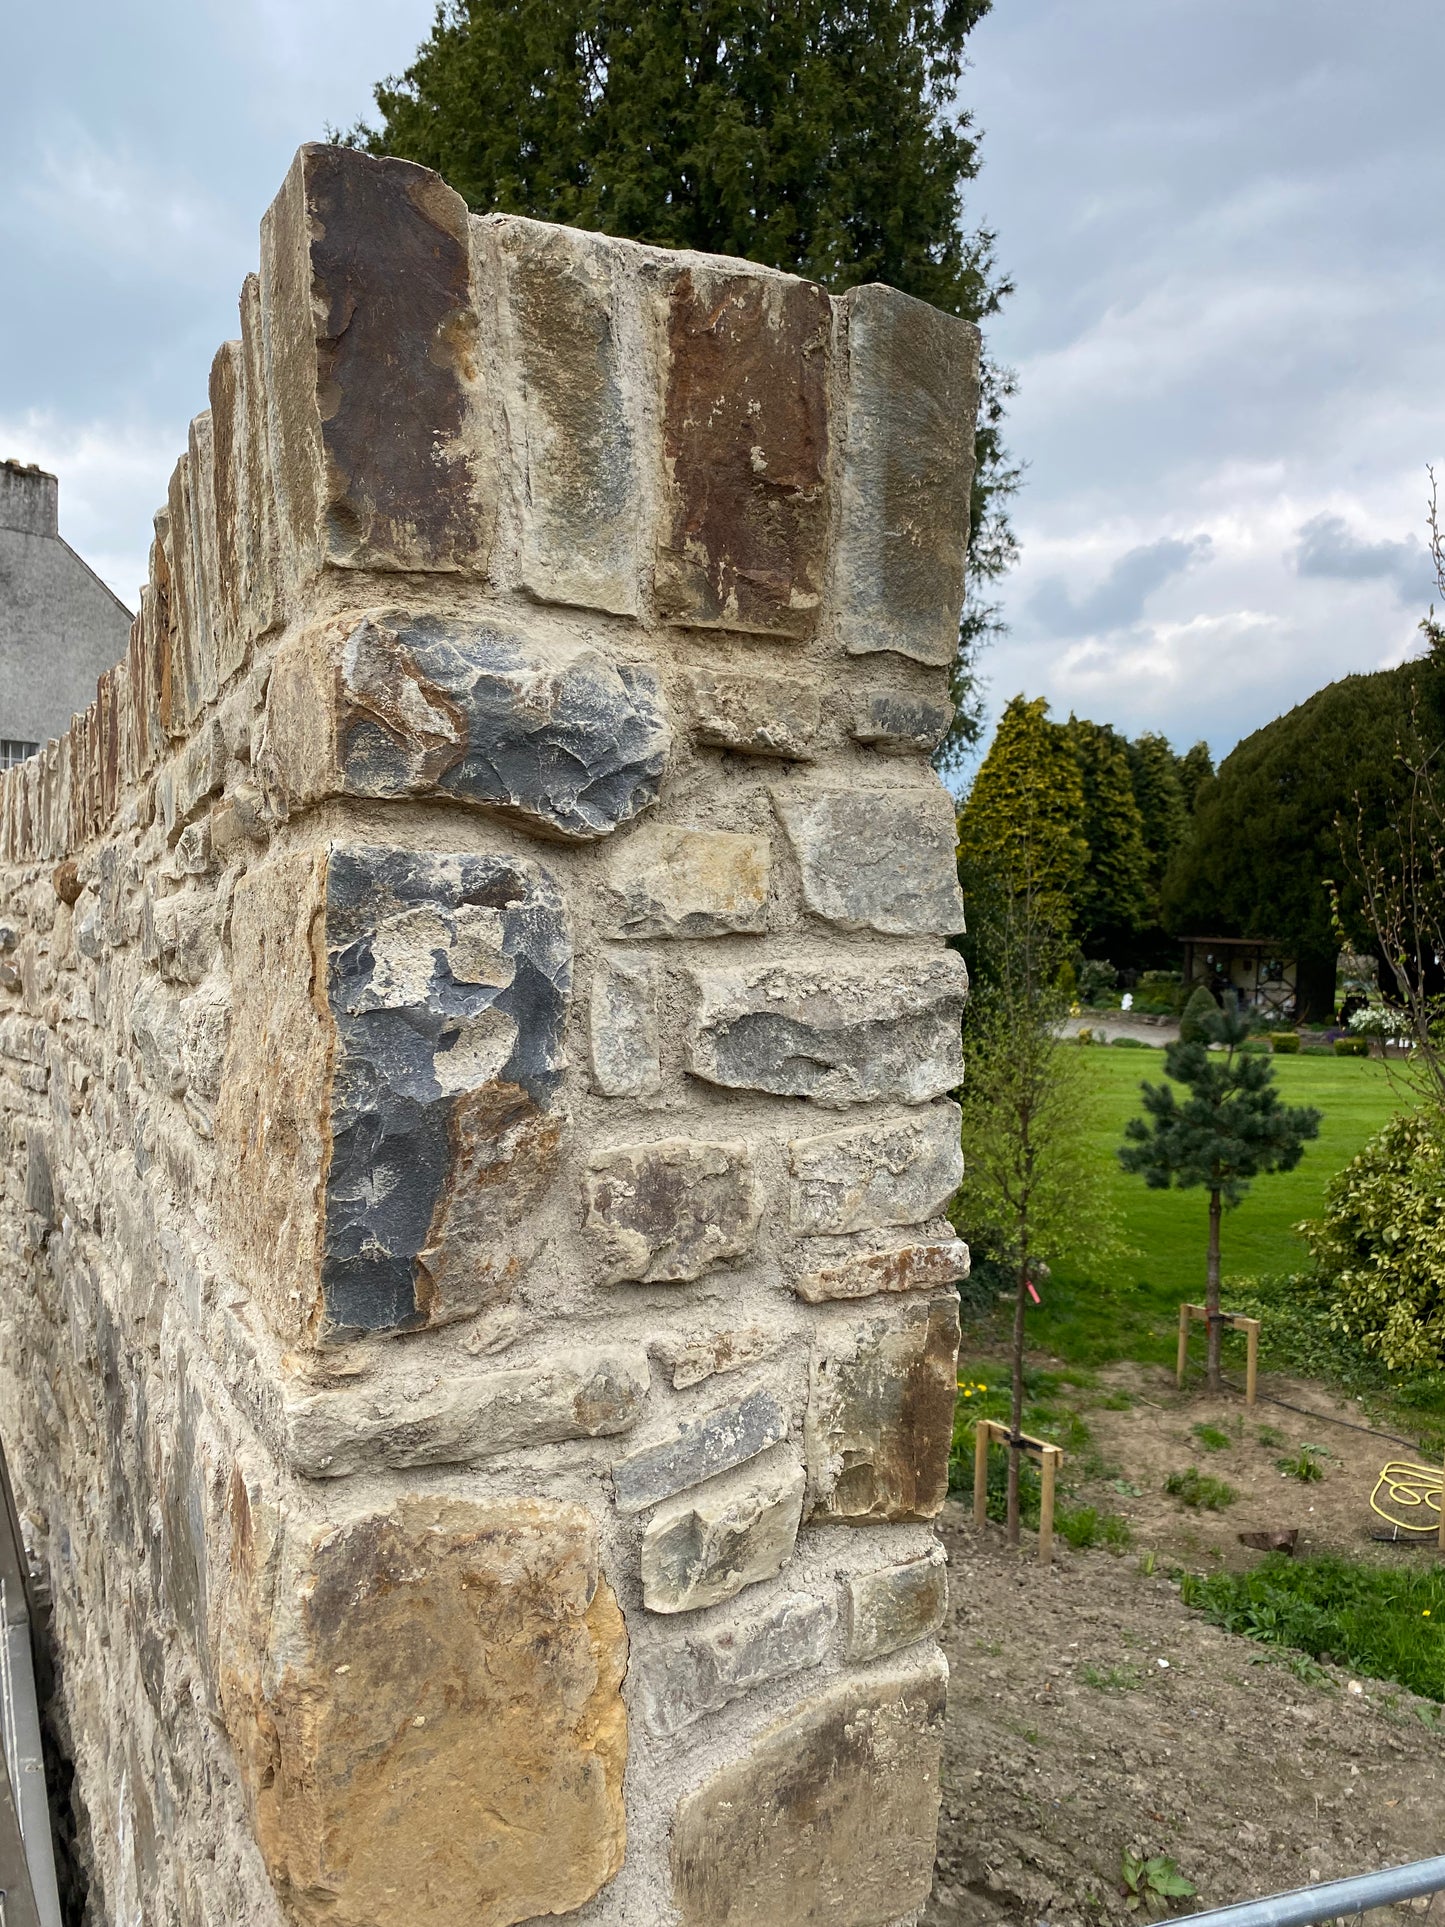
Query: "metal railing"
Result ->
[[0, 1439, 59, 1927], [1186, 1856, 1445, 1927]]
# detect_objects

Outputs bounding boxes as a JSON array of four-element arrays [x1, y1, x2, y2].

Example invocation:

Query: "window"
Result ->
[[0, 741, 39, 769]]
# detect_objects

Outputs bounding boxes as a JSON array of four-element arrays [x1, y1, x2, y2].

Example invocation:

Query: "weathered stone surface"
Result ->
[[837, 282, 980, 666], [686, 954, 967, 1107], [851, 689, 953, 754], [589, 954, 661, 1096], [654, 1325, 777, 1390], [787, 1105, 963, 1235], [613, 1386, 787, 1514], [600, 825, 771, 938], [688, 669, 820, 760], [262, 612, 670, 841], [640, 1450, 806, 1613], [259, 144, 493, 577], [806, 1294, 960, 1523], [635, 1590, 833, 1736], [774, 783, 965, 935], [218, 845, 571, 1344], [585, 1138, 762, 1284], [845, 1548, 948, 1663], [494, 217, 639, 614], [794, 1237, 970, 1304], [655, 263, 830, 636], [220, 1490, 627, 1927], [670, 1660, 947, 1927], [284, 1347, 650, 1477]]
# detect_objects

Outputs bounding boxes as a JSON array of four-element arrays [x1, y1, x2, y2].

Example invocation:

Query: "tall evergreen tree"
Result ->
[[956, 696, 1087, 948], [1066, 717, 1150, 955], [347, 0, 1015, 762], [1127, 731, 1189, 920], [1175, 740, 1216, 815]]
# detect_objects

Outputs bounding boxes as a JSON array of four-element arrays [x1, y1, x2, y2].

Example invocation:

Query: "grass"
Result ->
[[1163, 1467, 1237, 1510], [1191, 1422, 1232, 1453], [1180, 1554, 1445, 1701], [1276, 1444, 1328, 1483]]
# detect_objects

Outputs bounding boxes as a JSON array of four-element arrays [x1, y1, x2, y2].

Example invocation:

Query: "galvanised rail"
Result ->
[[1184, 1855, 1445, 1927], [0, 1437, 59, 1927]]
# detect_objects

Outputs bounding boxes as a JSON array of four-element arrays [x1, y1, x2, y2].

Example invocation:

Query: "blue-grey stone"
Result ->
[[612, 1385, 788, 1516]]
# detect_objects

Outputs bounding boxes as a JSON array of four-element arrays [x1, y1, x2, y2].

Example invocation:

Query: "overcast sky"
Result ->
[[4, 1, 1443, 770]]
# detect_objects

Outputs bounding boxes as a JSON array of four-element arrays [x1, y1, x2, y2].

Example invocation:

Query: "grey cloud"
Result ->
[[1293, 513, 1432, 604], [1028, 533, 1212, 636]]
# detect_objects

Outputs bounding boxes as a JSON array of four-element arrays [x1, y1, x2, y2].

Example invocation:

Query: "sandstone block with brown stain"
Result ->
[[259, 144, 493, 578], [844, 1547, 948, 1663], [640, 1448, 805, 1614], [584, 1138, 762, 1284], [655, 263, 830, 636], [599, 825, 771, 938], [589, 954, 661, 1096], [773, 782, 966, 936], [686, 954, 967, 1108], [492, 216, 640, 614], [262, 611, 669, 841], [670, 1659, 947, 1927], [217, 844, 570, 1345], [219, 1489, 627, 1927], [836, 282, 980, 665], [687, 668, 820, 760], [793, 1236, 970, 1305], [787, 1105, 963, 1235], [805, 1294, 960, 1523], [653, 1325, 777, 1390]]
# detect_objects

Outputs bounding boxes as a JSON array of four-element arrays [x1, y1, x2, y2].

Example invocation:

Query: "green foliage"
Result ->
[[1180, 1554, 1445, 1701], [348, 0, 1015, 763], [1067, 717, 1151, 951], [1080, 1662, 1141, 1691], [1121, 1849, 1197, 1915], [1271, 1032, 1301, 1054], [1334, 1036, 1370, 1057], [957, 696, 1088, 939], [1078, 958, 1118, 1004], [1299, 1110, 1445, 1371], [1163, 1467, 1237, 1509], [1175, 742, 1216, 814], [1276, 1444, 1328, 1482], [1127, 733, 1190, 921], [1135, 969, 1187, 1015], [1178, 985, 1218, 1044], [1058, 1505, 1132, 1551], [1191, 1422, 1231, 1452]]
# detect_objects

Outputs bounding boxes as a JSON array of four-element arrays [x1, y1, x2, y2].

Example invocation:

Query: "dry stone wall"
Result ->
[[0, 143, 978, 1927]]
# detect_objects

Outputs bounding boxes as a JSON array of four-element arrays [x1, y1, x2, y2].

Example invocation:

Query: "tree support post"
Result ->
[[971, 1419, 1064, 1565], [1177, 1304, 1261, 1406]]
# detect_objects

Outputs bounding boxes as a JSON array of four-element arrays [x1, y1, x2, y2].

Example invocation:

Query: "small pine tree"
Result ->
[[1178, 984, 1219, 1044], [1118, 1001, 1321, 1389]]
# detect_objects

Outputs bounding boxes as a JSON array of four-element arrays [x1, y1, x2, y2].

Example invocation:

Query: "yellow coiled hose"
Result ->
[[1370, 1461, 1445, 1536]]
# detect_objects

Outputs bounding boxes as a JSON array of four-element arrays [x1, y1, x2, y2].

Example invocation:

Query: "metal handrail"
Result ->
[[1186, 1855, 1445, 1927], [0, 1440, 58, 1927]]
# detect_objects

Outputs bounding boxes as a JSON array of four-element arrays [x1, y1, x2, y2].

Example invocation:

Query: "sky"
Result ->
[[3, 1, 1443, 770]]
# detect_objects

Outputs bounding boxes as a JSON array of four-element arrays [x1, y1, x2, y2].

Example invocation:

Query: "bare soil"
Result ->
[[928, 1367, 1445, 1924]]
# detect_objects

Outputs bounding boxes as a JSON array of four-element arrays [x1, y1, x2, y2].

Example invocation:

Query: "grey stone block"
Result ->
[[584, 1138, 763, 1283], [851, 690, 953, 754], [640, 1450, 806, 1613], [794, 1237, 970, 1304], [845, 1548, 948, 1663], [773, 783, 965, 935], [599, 825, 771, 938], [613, 1385, 788, 1515], [653, 1326, 777, 1390], [589, 955, 662, 1097], [686, 954, 967, 1107], [634, 1590, 834, 1736], [787, 1104, 963, 1234], [687, 669, 820, 760]]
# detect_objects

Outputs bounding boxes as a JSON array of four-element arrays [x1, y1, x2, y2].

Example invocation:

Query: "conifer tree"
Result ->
[[1066, 717, 1150, 954], [1118, 1002, 1320, 1389], [1175, 741, 1216, 815], [1127, 731, 1189, 919], [956, 695, 1087, 946]]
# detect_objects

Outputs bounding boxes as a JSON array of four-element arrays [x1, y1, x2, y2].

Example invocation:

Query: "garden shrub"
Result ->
[[1299, 1111, 1445, 1371], [1178, 985, 1218, 1043], [1270, 1032, 1300, 1054], [1078, 958, 1118, 1004], [1334, 1036, 1369, 1058]]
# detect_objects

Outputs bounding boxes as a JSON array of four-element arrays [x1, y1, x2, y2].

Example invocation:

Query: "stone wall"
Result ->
[[0, 144, 977, 1927]]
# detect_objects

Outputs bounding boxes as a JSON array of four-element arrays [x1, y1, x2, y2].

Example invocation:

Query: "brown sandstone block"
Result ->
[[259, 144, 493, 579], [670, 1659, 947, 1927], [584, 1138, 763, 1284], [654, 262, 831, 636], [220, 1487, 627, 1927], [805, 1293, 961, 1523], [793, 1236, 970, 1304]]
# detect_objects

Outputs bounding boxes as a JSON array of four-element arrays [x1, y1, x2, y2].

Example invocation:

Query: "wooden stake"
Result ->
[[1039, 1445, 1059, 1567], [1244, 1319, 1259, 1408], [973, 1416, 991, 1528], [1176, 1302, 1191, 1389]]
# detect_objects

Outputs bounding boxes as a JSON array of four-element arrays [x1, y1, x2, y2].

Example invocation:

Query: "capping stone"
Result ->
[[670, 1659, 947, 1927], [613, 1385, 787, 1515], [773, 783, 966, 936], [845, 1548, 948, 1663], [635, 1590, 833, 1736], [600, 825, 771, 938], [640, 1450, 806, 1614], [584, 1138, 763, 1283], [686, 954, 967, 1107], [787, 1104, 963, 1235]]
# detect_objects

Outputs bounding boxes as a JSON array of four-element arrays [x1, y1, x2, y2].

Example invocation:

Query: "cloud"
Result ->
[[1029, 533, 1213, 636], [1293, 512, 1433, 605]]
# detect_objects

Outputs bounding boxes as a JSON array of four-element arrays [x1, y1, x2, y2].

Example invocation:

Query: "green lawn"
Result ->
[[1027, 1048, 1409, 1369]]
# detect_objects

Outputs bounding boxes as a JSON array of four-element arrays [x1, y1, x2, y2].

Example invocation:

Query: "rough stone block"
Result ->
[[640, 1450, 806, 1614], [688, 669, 819, 760], [836, 282, 980, 665], [806, 1294, 960, 1523], [774, 782, 965, 935], [283, 1347, 650, 1477], [220, 1490, 627, 1927], [259, 144, 493, 577], [670, 1660, 947, 1927], [634, 1590, 833, 1737], [787, 1104, 963, 1235], [794, 1237, 970, 1304], [584, 1138, 762, 1284], [589, 954, 661, 1096], [851, 689, 953, 754], [653, 1325, 776, 1390], [686, 954, 967, 1107], [217, 845, 570, 1344], [262, 611, 669, 841], [613, 1385, 788, 1514], [845, 1548, 948, 1663], [600, 825, 771, 938], [494, 217, 640, 614], [655, 263, 830, 636]]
